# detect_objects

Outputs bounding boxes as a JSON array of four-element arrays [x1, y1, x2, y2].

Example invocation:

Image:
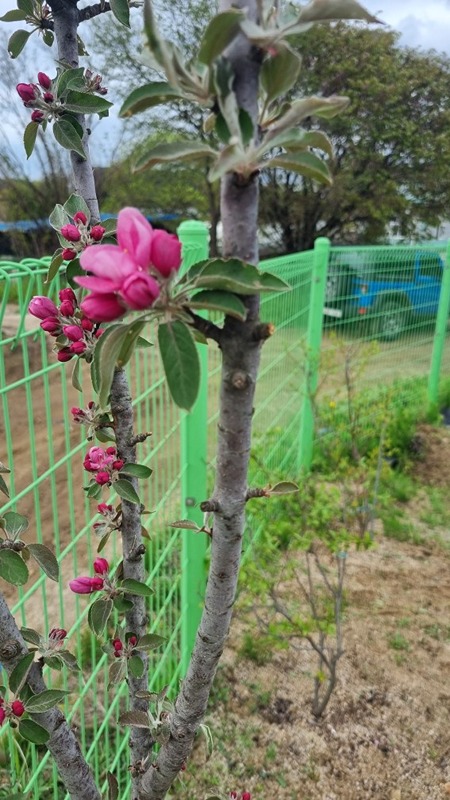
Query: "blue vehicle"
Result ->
[[323, 249, 445, 339]]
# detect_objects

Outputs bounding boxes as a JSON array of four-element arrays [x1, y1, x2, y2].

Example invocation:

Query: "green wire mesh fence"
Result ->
[[0, 226, 449, 798]]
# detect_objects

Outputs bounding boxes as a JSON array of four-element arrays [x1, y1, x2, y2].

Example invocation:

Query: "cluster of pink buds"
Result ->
[[230, 793, 251, 800], [111, 634, 138, 658], [60, 212, 106, 261], [76, 207, 182, 322], [84, 69, 108, 95], [93, 502, 121, 539], [16, 72, 55, 124], [69, 557, 110, 595], [28, 288, 103, 361], [0, 696, 26, 725], [71, 401, 113, 441], [83, 446, 124, 486]]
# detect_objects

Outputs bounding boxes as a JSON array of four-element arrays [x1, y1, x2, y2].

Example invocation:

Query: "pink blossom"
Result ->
[[69, 576, 104, 594], [151, 230, 182, 277], [40, 317, 61, 335], [93, 557, 109, 575], [63, 324, 84, 341], [37, 72, 51, 89], [29, 296, 58, 320], [17, 83, 37, 103], [73, 211, 88, 225], [120, 272, 160, 310], [31, 110, 44, 123], [57, 348, 73, 362], [116, 207, 154, 267], [90, 225, 105, 241], [80, 293, 126, 322], [84, 446, 113, 471], [61, 224, 81, 243], [62, 248, 77, 261]]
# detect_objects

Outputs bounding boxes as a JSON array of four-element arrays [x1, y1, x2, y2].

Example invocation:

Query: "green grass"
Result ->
[[388, 632, 411, 651]]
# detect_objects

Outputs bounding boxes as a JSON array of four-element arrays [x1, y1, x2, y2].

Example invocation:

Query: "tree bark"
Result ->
[[138, 2, 263, 797]]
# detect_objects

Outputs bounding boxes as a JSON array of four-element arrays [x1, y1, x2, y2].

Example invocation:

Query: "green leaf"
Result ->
[[56, 67, 85, 97], [63, 193, 91, 223], [239, 108, 254, 147], [120, 82, 183, 117], [0, 550, 29, 586], [0, 475, 9, 498], [117, 319, 147, 367], [266, 481, 299, 495], [8, 29, 32, 58], [298, 0, 381, 23], [49, 204, 69, 231], [119, 463, 152, 479], [109, 0, 130, 27], [107, 772, 119, 800], [26, 543, 59, 582], [9, 652, 35, 695], [88, 598, 113, 636], [114, 479, 141, 505], [92, 324, 127, 408], [95, 428, 116, 444], [23, 121, 39, 160], [66, 258, 84, 288], [263, 96, 349, 148], [53, 118, 86, 160], [63, 90, 113, 116], [1, 511, 29, 538], [261, 44, 302, 104], [18, 719, 49, 745], [17, 0, 33, 13], [86, 482, 102, 499], [267, 151, 332, 185], [25, 689, 69, 713], [135, 141, 216, 172], [158, 321, 200, 411], [128, 654, 145, 678], [119, 710, 150, 728], [113, 595, 134, 613], [136, 336, 153, 349], [138, 633, 165, 650], [53, 650, 80, 671], [108, 659, 127, 687], [120, 578, 154, 597], [101, 218, 117, 236], [192, 259, 290, 294], [45, 250, 64, 284], [20, 627, 41, 647], [170, 519, 201, 531], [198, 9, 245, 65], [71, 358, 82, 392], [188, 290, 247, 320], [42, 29, 54, 47], [0, 10, 27, 21]]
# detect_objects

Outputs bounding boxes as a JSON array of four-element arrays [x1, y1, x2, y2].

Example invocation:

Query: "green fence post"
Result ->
[[177, 220, 209, 674], [428, 240, 450, 408], [297, 237, 330, 472]]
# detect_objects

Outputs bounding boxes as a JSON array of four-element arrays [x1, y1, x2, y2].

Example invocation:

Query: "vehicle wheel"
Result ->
[[375, 301, 408, 341]]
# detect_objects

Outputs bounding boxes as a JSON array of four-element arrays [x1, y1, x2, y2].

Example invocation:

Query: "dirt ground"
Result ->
[[179, 427, 450, 800]]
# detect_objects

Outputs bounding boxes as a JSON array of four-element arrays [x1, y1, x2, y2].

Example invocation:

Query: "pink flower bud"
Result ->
[[0, 708, 6, 725], [73, 211, 88, 225], [37, 72, 52, 89], [242, 794, 251, 800], [29, 296, 58, 320], [43, 91, 54, 102], [98, 503, 113, 515], [229, 794, 238, 799], [59, 300, 75, 317], [128, 635, 137, 647], [90, 225, 105, 242], [106, 447, 116, 455], [80, 294, 125, 323], [49, 628, 67, 641], [99, 87, 108, 95], [40, 317, 61, 335], [114, 650, 122, 658], [95, 471, 111, 485], [112, 638, 123, 651], [59, 288, 77, 304], [93, 557, 109, 575], [63, 324, 84, 342], [61, 224, 81, 243], [62, 248, 77, 261], [11, 700, 25, 718], [151, 230, 182, 277], [57, 347, 73, 362], [17, 83, 37, 103], [95, 328, 105, 338], [88, 401, 96, 409], [31, 109, 44, 123], [80, 316, 94, 331], [69, 576, 104, 594], [120, 273, 160, 310], [112, 459, 124, 471], [70, 341, 87, 355]]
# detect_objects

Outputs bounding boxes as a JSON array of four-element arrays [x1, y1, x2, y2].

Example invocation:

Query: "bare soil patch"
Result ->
[[412, 424, 450, 488]]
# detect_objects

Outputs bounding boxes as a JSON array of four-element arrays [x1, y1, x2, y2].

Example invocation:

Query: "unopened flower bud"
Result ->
[[40, 317, 61, 335], [112, 638, 123, 651], [57, 347, 73, 362], [95, 328, 105, 338], [114, 650, 122, 657], [17, 83, 37, 103], [62, 248, 77, 261], [0, 708, 5, 725], [88, 401, 96, 409], [63, 324, 84, 342], [95, 471, 111, 485], [74, 211, 88, 225], [59, 288, 77, 304], [106, 447, 116, 455], [70, 341, 87, 355], [90, 225, 105, 242], [61, 224, 81, 243], [99, 87, 108, 95], [98, 503, 113, 515], [43, 91, 54, 103], [128, 635, 138, 647], [11, 700, 25, 718], [242, 794, 251, 800], [31, 109, 44, 123], [37, 72, 52, 89], [49, 627, 67, 641], [112, 459, 124, 471], [69, 576, 104, 594], [93, 557, 109, 575], [59, 300, 75, 317], [80, 316, 94, 331], [29, 295, 58, 320]]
